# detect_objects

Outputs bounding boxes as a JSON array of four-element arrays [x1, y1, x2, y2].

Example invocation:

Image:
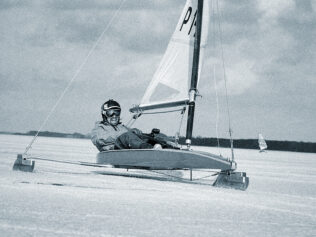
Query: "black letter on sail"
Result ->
[[179, 7, 192, 31], [188, 11, 197, 36]]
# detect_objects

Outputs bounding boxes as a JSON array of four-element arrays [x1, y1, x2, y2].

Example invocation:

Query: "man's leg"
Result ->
[[139, 132, 180, 149], [114, 131, 153, 149]]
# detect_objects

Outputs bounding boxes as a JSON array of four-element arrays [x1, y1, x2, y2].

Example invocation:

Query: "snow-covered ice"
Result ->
[[0, 134, 315, 236]]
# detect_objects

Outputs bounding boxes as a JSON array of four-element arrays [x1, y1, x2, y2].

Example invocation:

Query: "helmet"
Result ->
[[101, 99, 121, 118]]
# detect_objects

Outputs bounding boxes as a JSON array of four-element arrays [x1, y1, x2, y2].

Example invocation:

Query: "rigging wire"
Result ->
[[23, 0, 127, 155], [210, 0, 222, 156], [147, 169, 219, 182], [216, 0, 235, 161]]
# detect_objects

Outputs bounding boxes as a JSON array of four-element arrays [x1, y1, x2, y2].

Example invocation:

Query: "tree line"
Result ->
[[178, 136, 316, 153]]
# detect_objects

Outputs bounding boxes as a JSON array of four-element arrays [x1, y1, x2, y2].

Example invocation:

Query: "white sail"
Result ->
[[258, 133, 268, 152], [134, 0, 209, 111]]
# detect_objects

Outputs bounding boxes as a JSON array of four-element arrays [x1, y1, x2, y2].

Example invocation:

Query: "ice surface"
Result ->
[[0, 134, 315, 236]]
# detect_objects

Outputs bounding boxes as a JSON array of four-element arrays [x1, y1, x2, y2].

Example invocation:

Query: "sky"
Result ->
[[0, 0, 315, 142]]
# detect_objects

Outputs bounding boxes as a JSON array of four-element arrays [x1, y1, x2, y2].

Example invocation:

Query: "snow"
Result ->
[[0, 134, 315, 236]]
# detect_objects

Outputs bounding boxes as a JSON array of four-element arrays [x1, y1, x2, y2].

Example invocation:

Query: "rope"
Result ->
[[175, 107, 186, 144], [216, 0, 234, 161], [213, 66, 222, 156], [148, 170, 185, 180], [23, 0, 126, 155], [126, 113, 142, 127]]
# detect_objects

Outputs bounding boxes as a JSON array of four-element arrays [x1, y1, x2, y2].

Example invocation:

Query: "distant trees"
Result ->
[[2, 131, 315, 153], [13, 131, 89, 139], [178, 137, 316, 153]]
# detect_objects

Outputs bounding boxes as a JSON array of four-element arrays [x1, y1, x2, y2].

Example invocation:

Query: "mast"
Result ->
[[185, 0, 204, 147]]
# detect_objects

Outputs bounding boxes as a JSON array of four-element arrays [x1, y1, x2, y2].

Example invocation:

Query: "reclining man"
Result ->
[[91, 99, 178, 151]]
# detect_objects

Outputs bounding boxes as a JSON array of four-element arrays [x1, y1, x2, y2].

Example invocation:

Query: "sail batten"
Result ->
[[130, 0, 209, 112]]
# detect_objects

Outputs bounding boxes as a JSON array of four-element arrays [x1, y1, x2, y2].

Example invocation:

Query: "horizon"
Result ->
[[1, 130, 315, 144], [1, 0, 315, 143]]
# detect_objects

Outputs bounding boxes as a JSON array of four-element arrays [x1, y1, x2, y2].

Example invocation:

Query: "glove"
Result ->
[[130, 128, 142, 136]]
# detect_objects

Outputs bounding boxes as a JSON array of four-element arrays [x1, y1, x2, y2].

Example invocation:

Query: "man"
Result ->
[[91, 99, 170, 151]]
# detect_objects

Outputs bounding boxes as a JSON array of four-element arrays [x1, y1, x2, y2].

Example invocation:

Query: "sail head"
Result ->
[[131, 0, 209, 112]]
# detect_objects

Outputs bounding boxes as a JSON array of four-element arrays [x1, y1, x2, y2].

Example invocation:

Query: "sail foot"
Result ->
[[213, 171, 249, 191]]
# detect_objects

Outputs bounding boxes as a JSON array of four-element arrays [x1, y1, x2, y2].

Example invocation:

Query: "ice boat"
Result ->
[[96, 0, 249, 190], [258, 133, 268, 152]]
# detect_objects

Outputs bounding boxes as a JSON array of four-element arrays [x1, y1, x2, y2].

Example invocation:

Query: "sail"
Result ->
[[130, 0, 209, 112], [258, 133, 268, 151]]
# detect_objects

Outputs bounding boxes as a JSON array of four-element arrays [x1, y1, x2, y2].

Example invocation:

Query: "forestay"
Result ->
[[130, 0, 209, 112]]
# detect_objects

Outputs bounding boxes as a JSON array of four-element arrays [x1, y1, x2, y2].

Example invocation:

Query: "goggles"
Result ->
[[103, 108, 121, 117]]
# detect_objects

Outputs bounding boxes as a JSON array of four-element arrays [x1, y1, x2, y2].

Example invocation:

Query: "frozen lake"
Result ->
[[0, 134, 315, 236]]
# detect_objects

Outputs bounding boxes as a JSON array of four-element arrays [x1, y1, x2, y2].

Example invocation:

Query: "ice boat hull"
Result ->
[[96, 149, 234, 170]]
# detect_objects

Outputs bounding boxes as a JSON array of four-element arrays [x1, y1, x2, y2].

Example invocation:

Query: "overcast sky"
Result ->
[[1, 0, 315, 142]]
